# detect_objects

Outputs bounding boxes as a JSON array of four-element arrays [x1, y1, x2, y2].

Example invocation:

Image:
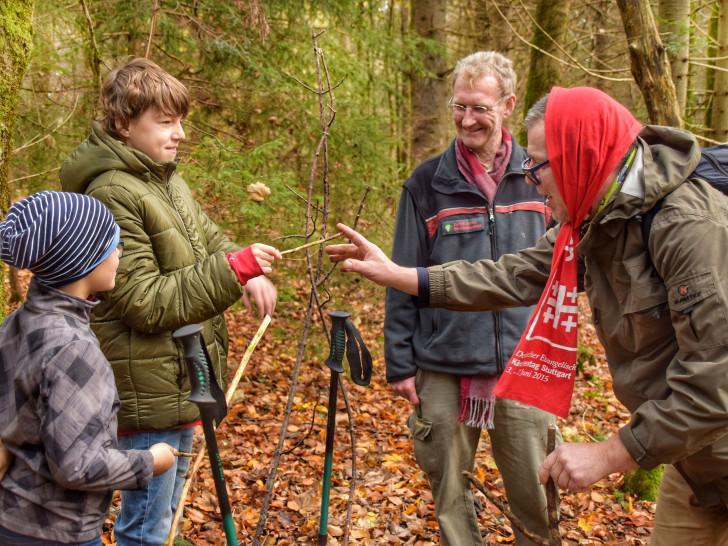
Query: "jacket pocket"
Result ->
[[616, 279, 671, 355], [667, 271, 728, 350], [407, 413, 440, 476], [408, 412, 432, 441]]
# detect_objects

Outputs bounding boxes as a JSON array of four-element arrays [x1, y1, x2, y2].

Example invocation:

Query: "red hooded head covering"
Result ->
[[547, 86, 644, 225], [494, 87, 643, 417]]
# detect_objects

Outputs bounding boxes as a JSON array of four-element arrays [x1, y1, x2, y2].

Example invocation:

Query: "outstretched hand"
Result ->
[[325, 223, 418, 295]]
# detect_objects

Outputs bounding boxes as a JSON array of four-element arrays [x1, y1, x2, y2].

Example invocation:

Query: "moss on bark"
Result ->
[[0, 0, 35, 320], [622, 466, 663, 502]]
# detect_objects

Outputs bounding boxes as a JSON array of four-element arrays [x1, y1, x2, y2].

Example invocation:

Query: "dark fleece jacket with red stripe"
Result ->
[[384, 134, 553, 383]]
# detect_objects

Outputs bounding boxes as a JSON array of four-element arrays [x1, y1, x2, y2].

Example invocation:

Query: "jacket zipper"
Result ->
[[487, 187, 505, 373], [163, 171, 226, 388], [164, 171, 194, 250]]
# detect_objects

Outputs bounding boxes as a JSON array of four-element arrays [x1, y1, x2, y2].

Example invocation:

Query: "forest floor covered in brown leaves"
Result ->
[[6, 270, 655, 545]]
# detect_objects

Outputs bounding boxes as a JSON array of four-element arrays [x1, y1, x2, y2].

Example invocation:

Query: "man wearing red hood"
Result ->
[[326, 87, 728, 544]]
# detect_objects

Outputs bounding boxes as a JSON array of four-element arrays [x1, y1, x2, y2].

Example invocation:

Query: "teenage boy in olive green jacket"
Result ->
[[61, 57, 280, 546]]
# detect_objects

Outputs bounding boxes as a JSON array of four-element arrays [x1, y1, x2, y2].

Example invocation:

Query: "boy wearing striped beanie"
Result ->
[[0, 191, 176, 545]]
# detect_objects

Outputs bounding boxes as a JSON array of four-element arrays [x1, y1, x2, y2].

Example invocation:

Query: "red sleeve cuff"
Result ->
[[226, 246, 264, 287]]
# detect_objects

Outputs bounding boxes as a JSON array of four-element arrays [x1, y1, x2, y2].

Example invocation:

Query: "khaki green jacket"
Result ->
[[429, 126, 728, 507], [60, 123, 244, 431]]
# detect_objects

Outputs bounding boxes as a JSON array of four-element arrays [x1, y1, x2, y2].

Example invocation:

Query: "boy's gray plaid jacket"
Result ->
[[0, 278, 153, 543]]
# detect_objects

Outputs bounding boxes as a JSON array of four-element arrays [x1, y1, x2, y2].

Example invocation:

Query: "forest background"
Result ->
[[0, 0, 726, 544]]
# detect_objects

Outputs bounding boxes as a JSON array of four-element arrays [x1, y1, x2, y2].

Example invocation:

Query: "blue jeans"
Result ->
[[0, 525, 101, 546], [114, 428, 194, 546]]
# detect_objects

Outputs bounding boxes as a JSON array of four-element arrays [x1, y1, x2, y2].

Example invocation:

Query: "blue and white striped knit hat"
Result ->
[[0, 191, 120, 287]]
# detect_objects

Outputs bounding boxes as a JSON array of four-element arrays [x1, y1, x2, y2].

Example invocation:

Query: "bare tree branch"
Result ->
[[79, 0, 104, 90], [492, 1, 632, 82], [145, 0, 160, 59], [13, 96, 78, 154]]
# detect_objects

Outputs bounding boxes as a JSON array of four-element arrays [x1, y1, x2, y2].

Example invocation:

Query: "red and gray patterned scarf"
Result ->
[[494, 87, 642, 417], [454, 127, 512, 428]]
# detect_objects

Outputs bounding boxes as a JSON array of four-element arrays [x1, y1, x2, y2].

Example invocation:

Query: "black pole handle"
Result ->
[[173, 324, 217, 406], [325, 310, 349, 373]]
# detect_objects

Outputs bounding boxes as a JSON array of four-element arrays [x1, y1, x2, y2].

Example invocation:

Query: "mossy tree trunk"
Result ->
[[658, 0, 690, 115], [474, 0, 515, 57], [410, 0, 450, 166], [520, 0, 572, 144], [0, 0, 35, 321], [712, 0, 728, 141], [616, 0, 683, 127], [705, 3, 719, 131], [586, 0, 614, 89]]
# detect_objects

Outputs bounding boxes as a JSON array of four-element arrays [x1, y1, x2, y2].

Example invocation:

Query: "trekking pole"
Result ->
[[166, 315, 271, 545], [318, 310, 372, 545], [173, 324, 237, 546]]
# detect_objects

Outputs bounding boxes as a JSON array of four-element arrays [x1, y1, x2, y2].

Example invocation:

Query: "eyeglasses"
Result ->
[[447, 95, 507, 118], [521, 157, 550, 185], [115, 241, 124, 258]]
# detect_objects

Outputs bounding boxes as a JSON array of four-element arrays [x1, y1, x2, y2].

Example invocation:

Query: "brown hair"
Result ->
[[98, 57, 190, 140]]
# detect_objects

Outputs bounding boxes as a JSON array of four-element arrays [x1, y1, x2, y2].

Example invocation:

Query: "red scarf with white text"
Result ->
[[494, 87, 642, 417]]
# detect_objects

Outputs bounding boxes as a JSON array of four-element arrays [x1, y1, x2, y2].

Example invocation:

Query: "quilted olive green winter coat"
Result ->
[[60, 122, 244, 431]]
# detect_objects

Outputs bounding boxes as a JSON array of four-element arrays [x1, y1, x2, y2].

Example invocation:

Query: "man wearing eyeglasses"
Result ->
[[383, 51, 558, 546], [330, 86, 728, 545]]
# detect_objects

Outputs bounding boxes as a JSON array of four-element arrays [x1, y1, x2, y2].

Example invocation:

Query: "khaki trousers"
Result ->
[[408, 369, 560, 546], [651, 464, 728, 545]]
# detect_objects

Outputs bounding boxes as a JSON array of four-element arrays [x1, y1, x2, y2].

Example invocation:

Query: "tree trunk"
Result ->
[[474, 0, 516, 56], [658, 0, 690, 114], [712, 0, 728, 141], [520, 0, 572, 143], [410, 0, 450, 166], [8, 267, 23, 303], [616, 0, 683, 127], [705, 3, 719, 131], [0, 0, 35, 321], [587, 0, 613, 88]]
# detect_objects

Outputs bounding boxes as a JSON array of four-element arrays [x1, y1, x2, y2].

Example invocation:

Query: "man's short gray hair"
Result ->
[[452, 51, 516, 96], [523, 94, 549, 130]]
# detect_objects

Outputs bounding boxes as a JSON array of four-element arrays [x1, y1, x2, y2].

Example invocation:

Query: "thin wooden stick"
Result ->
[[462, 470, 559, 546], [164, 449, 206, 546], [546, 425, 560, 543], [173, 451, 194, 458], [280, 233, 341, 256], [226, 314, 271, 404], [462, 424, 562, 546], [164, 315, 271, 545]]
